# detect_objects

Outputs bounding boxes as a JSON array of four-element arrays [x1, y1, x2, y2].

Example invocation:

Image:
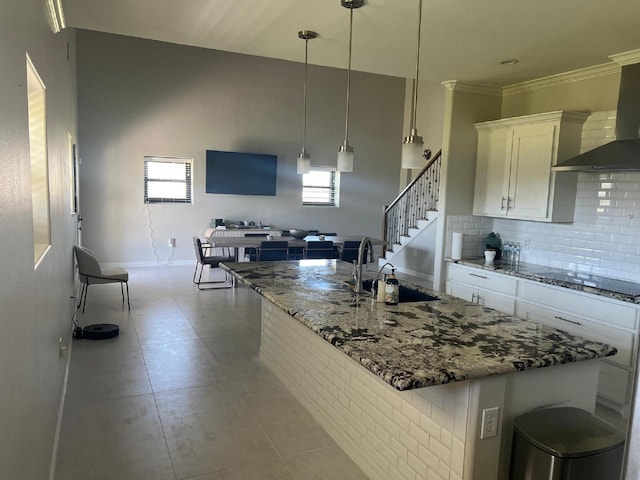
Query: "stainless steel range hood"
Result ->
[[553, 62, 640, 172]]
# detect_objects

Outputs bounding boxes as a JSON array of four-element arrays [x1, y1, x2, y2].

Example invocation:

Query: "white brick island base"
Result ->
[[259, 299, 602, 480]]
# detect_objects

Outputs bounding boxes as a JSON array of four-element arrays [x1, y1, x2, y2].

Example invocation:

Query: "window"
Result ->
[[27, 54, 51, 266], [302, 169, 339, 207], [144, 156, 192, 204]]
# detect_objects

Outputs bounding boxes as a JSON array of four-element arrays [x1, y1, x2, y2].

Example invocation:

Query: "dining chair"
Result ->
[[304, 240, 337, 259], [73, 245, 130, 312], [287, 244, 304, 260], [202, 227, 216, 253], [192, 236, 234, 289], [340, 240, 368, 264], [258, 241, 289, 261], [244, 232, 268, 261]]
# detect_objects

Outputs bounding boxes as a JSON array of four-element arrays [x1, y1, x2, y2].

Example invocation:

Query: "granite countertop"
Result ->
[[220, 260, 616, 391], [450, 258, 640, 304]]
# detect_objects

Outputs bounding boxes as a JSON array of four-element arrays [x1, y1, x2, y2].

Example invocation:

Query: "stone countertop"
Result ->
[[450, 258, 640, 304], [220, 260, 616, 391]]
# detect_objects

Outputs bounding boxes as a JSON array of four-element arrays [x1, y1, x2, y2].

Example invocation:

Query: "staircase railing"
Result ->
[[383, 149, 442, 250]]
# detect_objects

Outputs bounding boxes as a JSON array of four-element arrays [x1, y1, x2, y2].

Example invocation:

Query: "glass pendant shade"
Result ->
[[297, 151, 311, 174], [297, 30, 317, 174], [337, 144, 354, 172], [401, 131, 425, 169], [402, 0, 427, 170], [337, 0, 363, 173]]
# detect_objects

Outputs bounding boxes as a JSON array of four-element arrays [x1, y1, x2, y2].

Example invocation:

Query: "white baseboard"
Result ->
[[101, 260, 194, 269], [48, 321, 75, 480]]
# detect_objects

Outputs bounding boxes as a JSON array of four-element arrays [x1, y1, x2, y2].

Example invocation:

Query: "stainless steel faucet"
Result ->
[[353, 237, 374, 296]]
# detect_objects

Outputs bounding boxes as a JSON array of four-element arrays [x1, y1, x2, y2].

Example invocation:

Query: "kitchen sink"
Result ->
[[351, 279, 439, 303]]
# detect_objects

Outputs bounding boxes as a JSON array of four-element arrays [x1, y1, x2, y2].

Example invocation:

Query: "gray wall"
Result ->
[[76, 31, 406, 264], [0, 1, 78, 478]]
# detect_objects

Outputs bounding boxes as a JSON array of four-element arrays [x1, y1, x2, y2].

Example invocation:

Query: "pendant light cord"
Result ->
[[411, 0, 422, 132], [302, 38, 309, 153], [344, 6, 354, 144]]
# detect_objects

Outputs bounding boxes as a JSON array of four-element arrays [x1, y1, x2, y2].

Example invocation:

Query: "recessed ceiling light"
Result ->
[[500, 59, 520, 65]]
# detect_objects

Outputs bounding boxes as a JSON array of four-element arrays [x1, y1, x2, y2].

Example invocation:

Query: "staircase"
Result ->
[[380, 149, 442, 266]]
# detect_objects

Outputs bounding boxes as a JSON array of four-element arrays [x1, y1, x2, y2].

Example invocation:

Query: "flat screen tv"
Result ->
[[205, 150, 277, 196]]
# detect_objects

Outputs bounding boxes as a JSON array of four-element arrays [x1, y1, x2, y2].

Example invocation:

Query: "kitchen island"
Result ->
[[220, 260, 616, 480]]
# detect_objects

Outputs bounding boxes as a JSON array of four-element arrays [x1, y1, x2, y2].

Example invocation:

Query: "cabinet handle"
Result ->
[[554, 315, 582, 326], [501, 197, 507, 210], [507, 197, 512, 211], [471, 293, 477, 303], [469, 273, 488, 279]]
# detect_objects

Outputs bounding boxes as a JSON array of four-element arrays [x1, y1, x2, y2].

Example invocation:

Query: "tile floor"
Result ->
[[55, 264, 370, 480]]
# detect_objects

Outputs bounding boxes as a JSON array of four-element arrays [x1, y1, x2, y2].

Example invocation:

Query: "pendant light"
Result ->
[[297, 30, 317, 175], [337, 0, 364, 173], [402, 0, 426, 169]]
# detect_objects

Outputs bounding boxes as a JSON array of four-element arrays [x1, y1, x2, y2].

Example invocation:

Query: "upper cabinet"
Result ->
[[473, 111, 589, 222]]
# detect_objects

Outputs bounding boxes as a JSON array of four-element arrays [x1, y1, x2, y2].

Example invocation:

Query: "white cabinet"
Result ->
[[516, 281, 638, 413], [473, 111, 588, 222], [446, 261, 640, 415], [446, 263, 517, 314]]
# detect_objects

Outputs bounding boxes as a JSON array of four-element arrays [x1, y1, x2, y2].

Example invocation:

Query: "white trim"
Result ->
[[48, 319, 75, 480], [474, 110, 590, 129], [609, 49, 640, 67], [504, 63, 620, 96], [102, 260, 194, 269], [442, 80, 502, 96], [443, 49, 638, 98]]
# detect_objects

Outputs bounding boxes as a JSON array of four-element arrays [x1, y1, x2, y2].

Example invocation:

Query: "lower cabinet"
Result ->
[[516, 281, 637, 415], [446, 263, 517, 314], [446, 262, 639, 416]]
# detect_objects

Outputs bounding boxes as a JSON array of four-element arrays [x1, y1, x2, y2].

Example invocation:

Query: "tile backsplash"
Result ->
[[446, 216, 494, 260], [448, 110, 640, 283]]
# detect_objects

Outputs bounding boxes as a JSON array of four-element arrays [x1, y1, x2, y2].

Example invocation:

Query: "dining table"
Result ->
[[205, 235, 386, 261]]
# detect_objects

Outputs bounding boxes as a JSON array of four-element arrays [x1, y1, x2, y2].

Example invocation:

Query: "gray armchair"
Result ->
[[73, 245, 130, 312]]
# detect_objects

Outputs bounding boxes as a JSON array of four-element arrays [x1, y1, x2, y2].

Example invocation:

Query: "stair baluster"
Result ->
[[382, 149, 442, 255]]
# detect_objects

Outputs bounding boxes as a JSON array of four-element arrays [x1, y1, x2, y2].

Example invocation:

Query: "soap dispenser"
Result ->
[[376, 273, 388, 303], [384, 269, 400, 305]]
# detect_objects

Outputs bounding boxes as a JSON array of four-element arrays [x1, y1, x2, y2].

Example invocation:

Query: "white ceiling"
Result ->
[[62, 0, 640, 86]]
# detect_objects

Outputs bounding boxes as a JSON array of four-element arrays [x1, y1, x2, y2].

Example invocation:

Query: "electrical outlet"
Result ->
[[480, 407, 499, 439]]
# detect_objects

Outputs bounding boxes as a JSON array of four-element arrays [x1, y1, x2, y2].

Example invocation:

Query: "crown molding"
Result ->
[[441, 81, 502, 96], [609, 49, 640, 66], [444, 49, 640, 98], [503, 63, 620, 96]]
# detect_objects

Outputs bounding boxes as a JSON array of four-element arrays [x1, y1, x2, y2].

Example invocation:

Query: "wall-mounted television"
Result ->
[[205, 150, 277, 196]]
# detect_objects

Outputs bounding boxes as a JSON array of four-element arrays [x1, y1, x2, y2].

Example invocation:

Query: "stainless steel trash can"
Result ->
[[510, 407, 625, 480]]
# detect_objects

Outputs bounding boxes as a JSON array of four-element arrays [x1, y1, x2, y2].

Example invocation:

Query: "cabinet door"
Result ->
[[477, 290, 516, 314], [473, 127, 512, 217], [507, 123, 556, 219], [446, 282, 516, 315], [446, 282, 477, 303]]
